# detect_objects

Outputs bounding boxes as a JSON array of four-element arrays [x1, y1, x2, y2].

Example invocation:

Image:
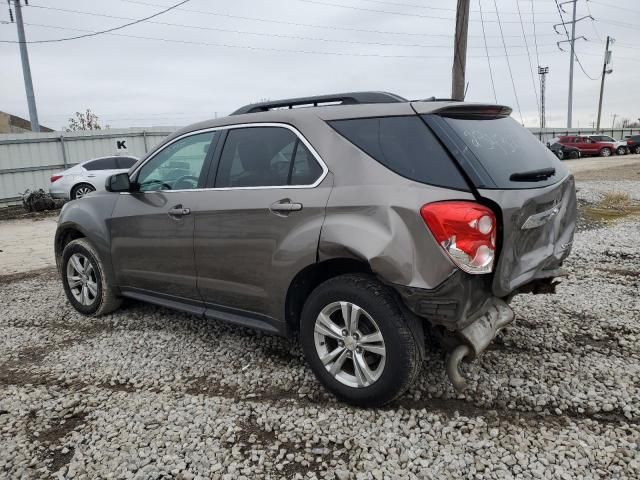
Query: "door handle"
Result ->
[[168, 206, 191, 217], [269, 200, 303, 216]]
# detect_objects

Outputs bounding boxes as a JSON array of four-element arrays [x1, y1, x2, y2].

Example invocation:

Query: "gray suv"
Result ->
[[55, 92, 577, 407]]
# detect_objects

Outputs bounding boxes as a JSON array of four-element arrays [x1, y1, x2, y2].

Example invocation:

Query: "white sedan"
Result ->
[[49, 156, 138, 200]]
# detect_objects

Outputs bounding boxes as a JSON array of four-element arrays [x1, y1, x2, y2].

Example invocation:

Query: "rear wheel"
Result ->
[[569, 150, 580, 159], [71, 183, 95, 199], [599, 147, 612, 157], [61, 238, 121, 316], [300, 274, 422, 407]]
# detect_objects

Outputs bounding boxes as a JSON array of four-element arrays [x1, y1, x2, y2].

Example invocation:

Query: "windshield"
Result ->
[[424, 115, 568, 189]]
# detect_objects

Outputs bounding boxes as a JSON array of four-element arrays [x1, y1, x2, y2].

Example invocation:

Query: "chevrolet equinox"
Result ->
[[55, 92, 577, 407]]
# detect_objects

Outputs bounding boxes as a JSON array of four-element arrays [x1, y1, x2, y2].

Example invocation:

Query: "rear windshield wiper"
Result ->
[[509, 167, 556, 182]]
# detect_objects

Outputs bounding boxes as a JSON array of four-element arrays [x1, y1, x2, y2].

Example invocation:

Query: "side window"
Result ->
[[116, 157, 137, 169], [330, 116, 468, 190], [136, 132, 215, 192], [84, 157, 118, 171], [215, 127, 323, 188], [290, 142, 323, 186]]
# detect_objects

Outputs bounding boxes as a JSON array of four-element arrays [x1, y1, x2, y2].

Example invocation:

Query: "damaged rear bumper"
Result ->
[[394, 271, 517, 391]]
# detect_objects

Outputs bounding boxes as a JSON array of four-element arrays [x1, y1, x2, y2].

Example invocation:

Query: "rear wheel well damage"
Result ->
[[285, 258, 372, 334]]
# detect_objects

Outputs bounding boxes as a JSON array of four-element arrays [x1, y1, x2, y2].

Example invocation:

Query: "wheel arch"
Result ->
[[284, 257, 373, 334]]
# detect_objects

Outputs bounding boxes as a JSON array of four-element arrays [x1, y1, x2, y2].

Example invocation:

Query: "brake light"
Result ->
[[50, 175, 62, 183], [627, 139, 633, 145], [420, 201, 497, 274]]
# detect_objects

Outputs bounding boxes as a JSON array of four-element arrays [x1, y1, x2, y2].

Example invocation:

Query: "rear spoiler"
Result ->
[[429, 103, 512, 119]]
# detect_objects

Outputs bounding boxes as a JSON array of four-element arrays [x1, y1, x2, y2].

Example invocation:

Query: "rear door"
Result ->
[[194, 124, 331, 330], [419, 104, 577, 297]]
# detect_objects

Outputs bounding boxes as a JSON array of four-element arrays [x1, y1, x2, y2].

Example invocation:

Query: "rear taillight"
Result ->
[[627, 139, 633, 145], [420, 201, 497, 274], [50, 175, 62, 183]]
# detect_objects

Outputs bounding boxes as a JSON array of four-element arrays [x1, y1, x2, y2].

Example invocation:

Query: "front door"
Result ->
[[110, 131, 218, 302], [194, 125, 332, 330]]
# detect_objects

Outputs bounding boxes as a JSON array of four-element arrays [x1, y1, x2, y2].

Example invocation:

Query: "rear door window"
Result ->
[[84, 157, 118, 170], [328, 116, 468, 190], [424, 115, 568, 189], [215, 127, 324, 188], [116, 157, 137, 169]]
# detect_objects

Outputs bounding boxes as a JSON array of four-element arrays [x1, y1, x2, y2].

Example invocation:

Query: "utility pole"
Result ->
[[11, 0, 40, 132], [451, 0, 470, 101], [596, 35, 614, 131], [538, 67, 549, 129], [566, 0, 576, 128], [555, 1, 592, 128]]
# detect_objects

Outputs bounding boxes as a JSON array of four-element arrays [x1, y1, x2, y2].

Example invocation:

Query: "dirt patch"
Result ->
[[572, 160, 640, 181], [0, 266, 58, 285], [0, 205, 61, 221]]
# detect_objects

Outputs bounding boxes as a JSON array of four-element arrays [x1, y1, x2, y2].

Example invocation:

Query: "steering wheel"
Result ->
[[173, 175, 199, 190]]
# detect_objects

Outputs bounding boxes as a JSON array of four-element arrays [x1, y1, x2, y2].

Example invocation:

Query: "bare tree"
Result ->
[[66, 109, 109, 131]]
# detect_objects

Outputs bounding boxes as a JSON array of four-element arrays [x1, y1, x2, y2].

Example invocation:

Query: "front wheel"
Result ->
[[555, 150, 564, 160], [570, 150, 580, 159], [634, 146, 640, 155], [61, 238, 122, 316], [300, 274, 422, 407], [599, 147, 612, 157], [616, 146, 627, 155]]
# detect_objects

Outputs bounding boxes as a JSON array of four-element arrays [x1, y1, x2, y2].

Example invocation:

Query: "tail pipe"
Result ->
[[446, 344, 472, 392]]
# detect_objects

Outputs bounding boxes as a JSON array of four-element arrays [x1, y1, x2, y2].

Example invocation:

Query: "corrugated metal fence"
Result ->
[[2, 125, 640, 207], [0, 127, 174, 206]]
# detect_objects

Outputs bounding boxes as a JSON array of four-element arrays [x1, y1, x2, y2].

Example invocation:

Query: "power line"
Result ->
[[477, 0, 497, 102], [2, 3, 572, 50], [9, 0, 191, 44], [584, 0, 603, 42], [0, 21, 561, 59], [120, 0, 561, 38], [294, 0, 556, 23], [515, 0, 540, 119], [530, 0, 541, 67], [492, 0, 523, 123]]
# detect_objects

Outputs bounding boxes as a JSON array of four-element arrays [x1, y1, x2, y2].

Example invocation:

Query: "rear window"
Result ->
[[328, 116, 468, 190], [425, 115, 568, 189]]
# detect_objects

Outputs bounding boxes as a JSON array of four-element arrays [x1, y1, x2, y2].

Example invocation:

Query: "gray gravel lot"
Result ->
[[1, 180, 639, 479]]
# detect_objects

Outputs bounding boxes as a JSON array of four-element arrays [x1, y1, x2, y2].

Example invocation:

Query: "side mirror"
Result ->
[[106, 172, 132, 193]]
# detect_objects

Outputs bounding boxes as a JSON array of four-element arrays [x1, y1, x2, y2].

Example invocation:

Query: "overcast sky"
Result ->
[[1, 0, 638, 130]]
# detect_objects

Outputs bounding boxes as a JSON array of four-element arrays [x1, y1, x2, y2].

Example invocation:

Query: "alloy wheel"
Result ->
[[313, 301, 386, 388], [66, 253, 98, 306], [75, 186, 94, 198]]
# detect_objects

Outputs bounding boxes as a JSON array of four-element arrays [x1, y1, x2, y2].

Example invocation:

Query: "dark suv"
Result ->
[[55, 92, 577, 406]]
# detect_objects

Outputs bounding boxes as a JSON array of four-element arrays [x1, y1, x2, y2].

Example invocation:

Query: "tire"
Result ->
[[569, 150, 580, 159], [617, 146, 626, 155], [555, 150, 564, 160], [300, 273, 422, 407], [635, 146, 640, 155], [599, 147, 612, 157], [61, 238, 122, 316], [71, 183, 96, 200]]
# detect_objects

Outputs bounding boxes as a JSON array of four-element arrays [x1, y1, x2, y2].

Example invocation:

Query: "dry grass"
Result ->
[[582, 191, 640, 223]]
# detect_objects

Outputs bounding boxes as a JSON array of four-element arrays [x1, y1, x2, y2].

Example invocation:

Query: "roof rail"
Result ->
[[231, 91, 407, 115]]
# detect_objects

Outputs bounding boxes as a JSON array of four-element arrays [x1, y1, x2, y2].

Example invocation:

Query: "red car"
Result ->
[[557, 135, 616, 157]]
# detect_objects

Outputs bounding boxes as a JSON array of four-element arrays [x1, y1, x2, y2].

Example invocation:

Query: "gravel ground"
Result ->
[[1, 182, 639, 479]]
